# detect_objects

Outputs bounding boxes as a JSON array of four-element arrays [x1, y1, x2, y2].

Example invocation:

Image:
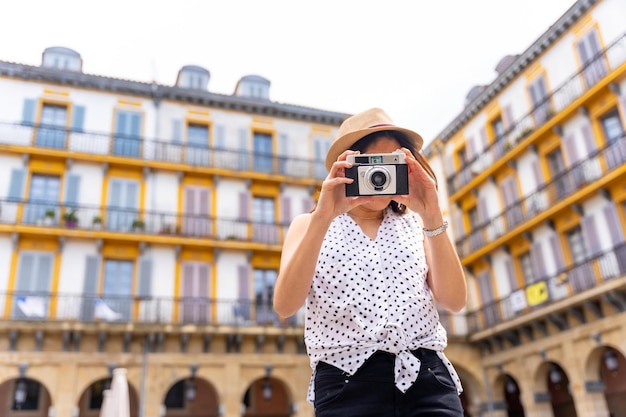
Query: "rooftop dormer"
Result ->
[[234, 75, 270, 100], [176, 65, 210, 90], [41, 46, 82, 72]]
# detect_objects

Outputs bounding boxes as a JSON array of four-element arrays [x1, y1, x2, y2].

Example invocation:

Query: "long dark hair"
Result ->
[[350, 130, 438, 214]]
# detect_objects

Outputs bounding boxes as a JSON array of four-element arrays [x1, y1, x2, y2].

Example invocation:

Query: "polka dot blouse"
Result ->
[[305, 208, 463, 402]]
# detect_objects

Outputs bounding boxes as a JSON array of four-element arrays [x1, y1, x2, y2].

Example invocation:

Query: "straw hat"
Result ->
[[325, 108, 423, 171]]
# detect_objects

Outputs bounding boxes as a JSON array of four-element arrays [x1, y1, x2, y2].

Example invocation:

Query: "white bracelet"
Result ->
[[423, 220, 448, 237]]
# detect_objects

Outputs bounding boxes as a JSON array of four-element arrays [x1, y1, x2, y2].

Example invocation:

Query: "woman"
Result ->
[[274, 108, 467, 417]]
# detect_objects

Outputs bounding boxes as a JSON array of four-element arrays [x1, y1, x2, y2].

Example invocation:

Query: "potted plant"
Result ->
[[43, 208, 56, 226], [92, 215, 102, 229], [131, 219, 145, 232], [63, 209, 79, 228]]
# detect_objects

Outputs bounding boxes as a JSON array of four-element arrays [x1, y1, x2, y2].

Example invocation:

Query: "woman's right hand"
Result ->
[[313, 150, 363, 221]]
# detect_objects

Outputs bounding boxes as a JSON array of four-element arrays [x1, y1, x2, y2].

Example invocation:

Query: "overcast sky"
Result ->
[[2, 0, 576, 143]]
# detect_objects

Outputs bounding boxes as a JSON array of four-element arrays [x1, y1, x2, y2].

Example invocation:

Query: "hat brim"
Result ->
[[325, 126, 424, 171]]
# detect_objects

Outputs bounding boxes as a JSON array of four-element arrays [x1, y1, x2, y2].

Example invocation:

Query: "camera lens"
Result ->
[[370, 171, 387, 187], [365, 167, 389, 191]]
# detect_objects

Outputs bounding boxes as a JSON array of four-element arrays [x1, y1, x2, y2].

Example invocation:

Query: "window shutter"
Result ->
[[71, 106, 86, 132], [301, 196, 314, 214], [172, 119, 182, 143], [64, 174, 81, 207], [198, 263, 210, 298], [238, 191, 250, 220], [604, 203, 624, 244], [505, 257, 518, 291], [562, 134, 579, 165], [477, 197, 488, 224], [137, 257, 152, 297], [502, 105, 514, 131], [477, 270, 494, 303], [16, 253, 36, 292], [80, 255, 100, 320], [581, 123, 596, 154], [549, 234, 566, 270], [237, 265, 250, 300], [466, 137, 475, 161], [531, 160, 544, 188], [8, 169, 26, 202], [238, 128, 248, 150], [22, 99, 36, 126], [581, 215, 601, 257], [529, 242, 546, 282], [83, 255, 100, 294], [215, 124, 226, 148], [35, 254, 53, 292], [281, 195, 292, 222]]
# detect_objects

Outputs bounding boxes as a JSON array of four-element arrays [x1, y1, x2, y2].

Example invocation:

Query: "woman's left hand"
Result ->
[[394, 148, 443, 226]]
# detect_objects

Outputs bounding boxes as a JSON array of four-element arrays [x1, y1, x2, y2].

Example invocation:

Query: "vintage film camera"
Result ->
[[345, 152, 409, 196]]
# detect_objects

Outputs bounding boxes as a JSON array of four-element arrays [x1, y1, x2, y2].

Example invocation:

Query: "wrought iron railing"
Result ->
[[447, 32, 626, 194], [0, 122, 329, 180], [466, 241, 626, 333], [2, 291, 302, 327], [456, 131, 626, 258], [0, 198, 289, 245]]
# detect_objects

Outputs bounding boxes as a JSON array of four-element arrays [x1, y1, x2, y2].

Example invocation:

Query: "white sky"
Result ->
[[2, 0, 576, 143]]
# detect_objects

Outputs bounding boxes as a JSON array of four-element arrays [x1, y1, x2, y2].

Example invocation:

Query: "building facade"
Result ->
[[424, 0, 626, 416], [0, 45, 352, 417]]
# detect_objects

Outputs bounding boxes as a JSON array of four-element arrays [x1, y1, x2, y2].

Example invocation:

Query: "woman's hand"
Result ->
[[394, 148, 443, 227], [313, 150, 376, 221]]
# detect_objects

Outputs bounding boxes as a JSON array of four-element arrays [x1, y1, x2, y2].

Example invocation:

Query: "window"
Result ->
[[566, 227, 587, 264], [253, 132, 273, 173], [106, 178, 139, 231], [519, 252, 533, 285], [528, 75, 551, 125], [601, 109, 624, 143], [492, 117, 505, 142], [13, 251, 54, 319], [601, 108, 625, 169], [546, 148, 570, 199], [25, 175, 61, 225], [577, 28, 607, 87], [113, 111, 142, 157], [186, 124, 210, 165], [254, 269, 278, 324], [313, 138, 331, 179], [181, 262, 210, 323], [102, 259, 134, 320], [252, 197, 277, 243], [36, 104, 67, 148]]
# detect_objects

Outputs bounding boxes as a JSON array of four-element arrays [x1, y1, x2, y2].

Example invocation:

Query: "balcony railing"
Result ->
[[1, 291, 302, 327], [0, 198, 290, 245], [448, 32, 626, 194], [456, 131, 626, 258], [0, 122, 329, 180], [467, 241, 626, 333]]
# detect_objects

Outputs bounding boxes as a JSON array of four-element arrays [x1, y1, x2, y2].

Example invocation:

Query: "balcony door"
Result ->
[[113, 111, 141, 157], [182, 186, 210, 236], [13, 251, 54, 318], [180, 262, 210, 323], [37, 104, 67, 148], [252, 197, 277, 243], [102, 260, 133, 320], [24, 175, 61, 224], [106, 178, 139, 231]]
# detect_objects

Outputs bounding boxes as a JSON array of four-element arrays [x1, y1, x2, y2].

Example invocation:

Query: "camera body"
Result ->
[[345, 152, 409, 196]]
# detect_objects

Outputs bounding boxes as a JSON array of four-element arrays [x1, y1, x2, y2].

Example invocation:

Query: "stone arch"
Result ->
[[76, 374, 139, 417], [161, 376, 220, 417], [454, 364, 483, 416], [242, 375, 292, 417], [0, 376, 52, 416]]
